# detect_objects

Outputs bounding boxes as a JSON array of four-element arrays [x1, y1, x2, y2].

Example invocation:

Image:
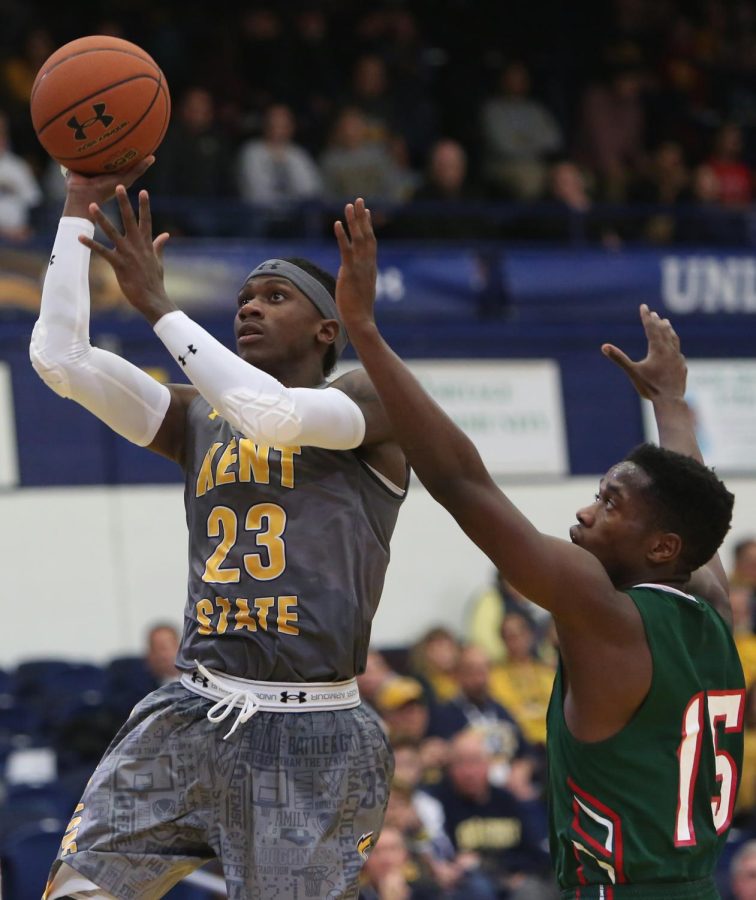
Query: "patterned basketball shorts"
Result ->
[[47, 681, 394, 900]]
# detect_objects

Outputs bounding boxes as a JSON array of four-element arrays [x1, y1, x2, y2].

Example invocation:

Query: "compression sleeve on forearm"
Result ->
[[29, 216, 171, 446], [152, 310, 366, 449]]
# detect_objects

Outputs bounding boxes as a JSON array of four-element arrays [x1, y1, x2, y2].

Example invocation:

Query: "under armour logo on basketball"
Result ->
[[191, 671, 210, 688], [280, 690, 307, 704], [66, 103, 114, 141], [177, 345, 197, 367]]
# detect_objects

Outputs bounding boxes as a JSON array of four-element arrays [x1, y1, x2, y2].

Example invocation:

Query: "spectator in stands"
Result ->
[[676, 162, 749, 246], [383, 774, 499, 900], [428, 728, 557, 899], [106, 622, 181, 721], [376, 676, 432, 745], [358, 824, 440, 900], [731, 538, 756, 591], [319, 105, 412, 206], [392, 739, 448, 844], [145, 622, 181, 686], [236, 102, 323, 236], [731, 585, 756, 691], [631, 140, 691, 243], [236, 8, 293, 114], [489, 613, 555, 748], [381, 8, 438, 169], [0, 112, 42, 241], [467, 571, 550, 665], [707, 122, 753, 208], [0, 26, 55, 167], [376, 676, 449, 786], [289, 7, 340, 151], [386, 138, 495, 240], [428, 644, 541, 800], [479, 60, 564, 200], [408, 626, 462, 705], [357, 648, 397, 712], [575, 62, 648, 201], [511, 160, 623, 247], [346, 54, 399, 150], [147, 86, 236, 235], [730, 839, 756, 899]]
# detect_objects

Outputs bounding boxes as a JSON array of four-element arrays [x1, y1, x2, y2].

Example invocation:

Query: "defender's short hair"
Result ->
[[281, 257, 338, 377], [624, 443, 734, 573]]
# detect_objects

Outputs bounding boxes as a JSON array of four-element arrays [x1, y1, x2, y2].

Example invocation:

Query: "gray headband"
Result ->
[[245, 259, 347, 357]]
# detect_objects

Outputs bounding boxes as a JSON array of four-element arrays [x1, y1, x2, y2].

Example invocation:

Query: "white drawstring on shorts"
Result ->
[[195, 661, 261, 739]]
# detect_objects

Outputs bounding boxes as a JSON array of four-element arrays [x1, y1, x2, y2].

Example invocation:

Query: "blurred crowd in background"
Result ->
[[3, 0, 756, 242]]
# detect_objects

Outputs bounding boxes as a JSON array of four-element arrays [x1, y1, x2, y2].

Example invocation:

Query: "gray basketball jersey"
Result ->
[[176, 394, 406, 682]]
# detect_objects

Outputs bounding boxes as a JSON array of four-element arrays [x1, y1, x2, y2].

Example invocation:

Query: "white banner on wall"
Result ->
[[642, 359, 756, 474], [401, 360, 568, 476], [0, 362, 18, 487]]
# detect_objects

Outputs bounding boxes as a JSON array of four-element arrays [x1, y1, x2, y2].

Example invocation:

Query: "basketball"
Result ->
[[30, 35, 171, 175]]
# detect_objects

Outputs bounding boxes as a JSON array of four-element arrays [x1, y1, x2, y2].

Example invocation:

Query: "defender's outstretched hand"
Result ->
[[79, 185, 174, 326], [334, 198, 378, 330], [601, 303, 686, 401]]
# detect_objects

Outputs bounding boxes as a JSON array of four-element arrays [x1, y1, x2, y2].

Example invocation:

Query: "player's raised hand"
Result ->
[[334, 198, 378, 329], [63, 155, 156, 213], [78, 185, 175, 326], [601, 303, 687, 401]]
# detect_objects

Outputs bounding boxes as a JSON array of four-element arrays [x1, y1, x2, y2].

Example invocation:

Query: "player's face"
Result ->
[[570, 461, 659, 586], [234, 275, 323, 371]]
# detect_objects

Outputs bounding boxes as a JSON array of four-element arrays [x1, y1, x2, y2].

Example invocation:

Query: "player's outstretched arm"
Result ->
[[81, 188, 369, 454], [334, 199, 619, 625], [28, 159, 193, 460], [602, 305, 731, 619]]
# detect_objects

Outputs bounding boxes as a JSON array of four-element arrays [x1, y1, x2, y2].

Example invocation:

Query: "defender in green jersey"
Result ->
[[335, 198, 742, 899]]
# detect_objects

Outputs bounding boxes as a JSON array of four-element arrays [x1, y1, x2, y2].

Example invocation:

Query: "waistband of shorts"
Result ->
[[180, 667, 361, 712], [561, 876, 718, 899]]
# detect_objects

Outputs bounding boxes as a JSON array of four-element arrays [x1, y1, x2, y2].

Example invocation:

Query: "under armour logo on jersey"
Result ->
[[49, 254, 55, 266], [280, 690, 307, 704], [191, 671, 210, 688], [177, 344, 198, 367], [66, 103, 114, 141]]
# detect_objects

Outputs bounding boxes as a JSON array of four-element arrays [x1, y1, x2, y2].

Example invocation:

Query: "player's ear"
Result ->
[[316, 318, 340, 349], [647, 531, 682, 565]]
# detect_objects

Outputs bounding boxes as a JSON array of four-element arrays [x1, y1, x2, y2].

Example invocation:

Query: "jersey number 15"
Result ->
[[675, 689, 745, 846]]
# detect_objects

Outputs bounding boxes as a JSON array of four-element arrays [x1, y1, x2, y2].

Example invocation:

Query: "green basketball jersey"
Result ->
[[547, 584, 745, 899]]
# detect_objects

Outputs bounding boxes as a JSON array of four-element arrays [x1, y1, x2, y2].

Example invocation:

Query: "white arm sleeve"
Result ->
[[29, 217, 171, 446], [153, 310, 366, 449]]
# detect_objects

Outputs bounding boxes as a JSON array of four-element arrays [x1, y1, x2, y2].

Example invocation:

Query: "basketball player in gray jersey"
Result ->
[[31, 158, 407, 900]]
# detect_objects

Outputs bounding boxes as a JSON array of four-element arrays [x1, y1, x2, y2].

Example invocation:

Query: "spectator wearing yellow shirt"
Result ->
[[408, 626, 462, 704], [732, 584, 756, 691], [488, 613, 555, 747]]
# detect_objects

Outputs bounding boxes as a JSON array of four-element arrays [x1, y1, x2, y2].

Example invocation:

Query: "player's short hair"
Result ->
[[624, 443, 734, 573], [281, 257, 339, 377]]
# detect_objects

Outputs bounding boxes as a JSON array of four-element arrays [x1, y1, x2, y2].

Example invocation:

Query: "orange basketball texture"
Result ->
[[30, 35, 171, 175]]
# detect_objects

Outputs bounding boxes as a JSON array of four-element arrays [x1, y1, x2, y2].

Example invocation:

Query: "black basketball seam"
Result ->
[[36, 74, 161, 135], [31, 46, 161, 103], [153, 71, 171, 148], [52, 78, 169, 165]]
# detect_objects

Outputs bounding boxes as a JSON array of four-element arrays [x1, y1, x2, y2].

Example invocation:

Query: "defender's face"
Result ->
[[234, 275, 322, 369], [570, 461, 658, 585]]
